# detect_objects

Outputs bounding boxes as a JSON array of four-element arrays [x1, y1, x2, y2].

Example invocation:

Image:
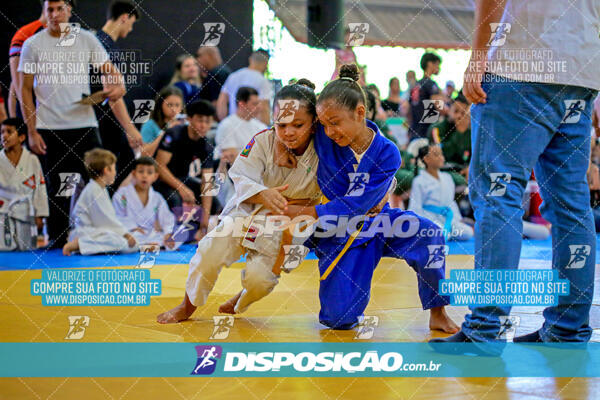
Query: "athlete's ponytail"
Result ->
[[317, 64, 366, 111], [414, 145, 430, 177]]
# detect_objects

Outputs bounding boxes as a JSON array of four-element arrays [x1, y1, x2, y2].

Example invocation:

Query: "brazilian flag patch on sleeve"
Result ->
[[240, 136, 256, 158]]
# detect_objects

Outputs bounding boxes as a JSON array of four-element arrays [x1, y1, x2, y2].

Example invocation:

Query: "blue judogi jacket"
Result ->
[[313, 119, 401, 248]]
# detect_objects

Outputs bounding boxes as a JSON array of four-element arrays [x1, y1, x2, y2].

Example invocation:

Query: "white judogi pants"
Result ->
[[72, 228, 139, 255], [185, 217, 282, 313]]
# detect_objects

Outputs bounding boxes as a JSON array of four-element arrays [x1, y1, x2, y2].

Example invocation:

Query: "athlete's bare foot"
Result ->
[[218, 291, 242, 314], [157, 293, 197, 324], [62, 238, 79, 256], [429, 306, 460, 334]]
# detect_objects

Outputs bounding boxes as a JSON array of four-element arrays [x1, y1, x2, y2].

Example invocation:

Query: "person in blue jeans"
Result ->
[[432, 0, 599, 345]]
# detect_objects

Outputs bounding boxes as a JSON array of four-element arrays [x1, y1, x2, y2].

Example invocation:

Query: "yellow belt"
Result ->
[[318, 195, 365, 281]]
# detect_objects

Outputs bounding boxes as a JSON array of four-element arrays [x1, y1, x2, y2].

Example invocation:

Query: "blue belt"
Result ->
[[423, 204, 453, 241]]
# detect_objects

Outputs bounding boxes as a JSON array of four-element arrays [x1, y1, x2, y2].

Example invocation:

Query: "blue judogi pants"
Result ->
[[310, 208, 449, 329]]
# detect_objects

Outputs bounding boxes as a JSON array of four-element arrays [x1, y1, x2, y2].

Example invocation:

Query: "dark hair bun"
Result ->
[[295, 78, 315, 90], [339, 64, 360, 82]]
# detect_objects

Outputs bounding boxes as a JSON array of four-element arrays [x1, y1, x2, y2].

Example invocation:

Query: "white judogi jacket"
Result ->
[[112, 183, 175, 247], [222, 128, 321, 217], [0, 147, 48, 220], [69, 180, 136, 255], [408, 170, 462, 228], [187, 128, 321, 311]]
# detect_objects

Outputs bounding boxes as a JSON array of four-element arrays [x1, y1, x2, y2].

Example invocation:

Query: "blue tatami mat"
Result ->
[[0, 244, 317, 271], [1, 236, 599, 271], [447, 235, 600, 261]]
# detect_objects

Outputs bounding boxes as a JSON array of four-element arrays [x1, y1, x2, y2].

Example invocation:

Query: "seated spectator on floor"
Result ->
[[408, 145, 474, 241], [215, 86, 267, 165], [113, 157, 178, 250], [429, 92, 471, 187], [140, 86, 184, 157], [171, 54, 201, 106], [0, 118, 48, 251], [63, 149, 137, 256], [154, 100, 215, 239]]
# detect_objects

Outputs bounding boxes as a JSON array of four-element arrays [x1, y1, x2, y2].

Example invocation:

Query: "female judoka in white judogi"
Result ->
[[409, 145, 474, 241], [157, 79, 321, 323]]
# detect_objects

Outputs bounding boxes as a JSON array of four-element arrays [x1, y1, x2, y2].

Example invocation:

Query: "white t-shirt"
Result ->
[[215, 113, 267, 158], [487, 0, 600, 90], [221, 67, 273, 115], [18, 28, 109, 130]]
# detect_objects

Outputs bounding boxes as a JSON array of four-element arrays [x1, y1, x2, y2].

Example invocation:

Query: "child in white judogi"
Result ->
[[157, 79, 321, 324], [63, 149, 138, 255], [409, 145, 474, 241], [0, 118, 48, 251], [113, 157, 178, 250]]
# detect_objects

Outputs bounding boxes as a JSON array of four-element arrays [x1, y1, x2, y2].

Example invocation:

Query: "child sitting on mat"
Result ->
[[63, 149, 138, 256], [113, 156, 178, 250]]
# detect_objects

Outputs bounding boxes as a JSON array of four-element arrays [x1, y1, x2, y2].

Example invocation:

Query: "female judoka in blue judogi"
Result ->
[[280, 65, 458, 332]]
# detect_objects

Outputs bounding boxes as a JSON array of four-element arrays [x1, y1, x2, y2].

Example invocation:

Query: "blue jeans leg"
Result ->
[[461, 76, 595, 341], [533, 88, 596, 342]]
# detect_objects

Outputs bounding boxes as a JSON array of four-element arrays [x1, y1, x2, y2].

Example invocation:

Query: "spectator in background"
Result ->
[[154, 100, 215, 238], [402, 70, 417, 101], [8, 9, 46, 119], [113, 157, 177, 250], [63, 148, 137, 256], [365, 84, 387, 121], [409, 52, 443, 140], [444, 80, 456, 99], [217, 49, 272, 125], [409, 145, 474, 241], [140, 86, 184, 156], [0, 96, 6, 123], [215, 87, 266, 165], [171, 54, 201, 106], [93, 0, 142, 195], [443, 80, 456, 110], [382, 77, 402, 117], [429, 92, 471, 186], [196, 46, 231, 105], [0, 118, 48, 251], [331, 28, 358, 81], [19, 0, 126, 248], [365, 89, 392, 143]]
